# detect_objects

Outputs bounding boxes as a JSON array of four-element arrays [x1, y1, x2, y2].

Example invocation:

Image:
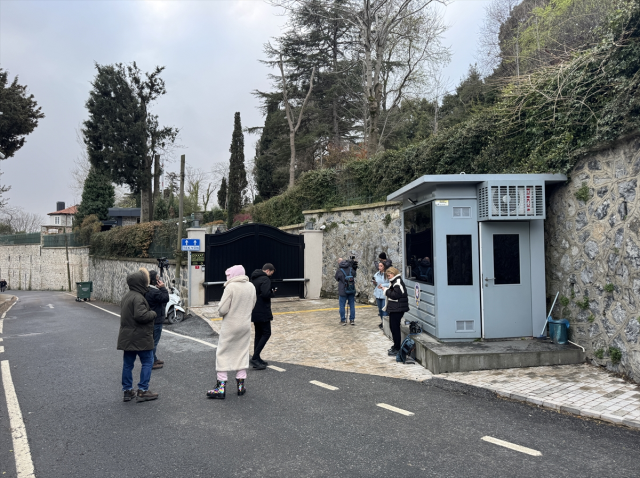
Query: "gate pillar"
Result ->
[[301, 230, 323, 299], [187, 227, 206, 307]]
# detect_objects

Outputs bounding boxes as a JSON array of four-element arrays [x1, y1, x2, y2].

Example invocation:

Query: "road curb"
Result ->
[[427, 376, 640, 430], [0, 295, 18, 317]]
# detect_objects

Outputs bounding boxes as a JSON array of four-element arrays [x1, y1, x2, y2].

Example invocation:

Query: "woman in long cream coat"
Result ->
[[207, 265, 257, 400]]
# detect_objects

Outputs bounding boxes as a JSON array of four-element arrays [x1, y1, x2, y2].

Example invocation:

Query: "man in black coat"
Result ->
[[145, 270, 169, 370], [250, 263, 275, 370]]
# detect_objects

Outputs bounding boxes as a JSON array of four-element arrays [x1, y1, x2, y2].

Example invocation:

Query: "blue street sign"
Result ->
[[181, 238, 201, 251]]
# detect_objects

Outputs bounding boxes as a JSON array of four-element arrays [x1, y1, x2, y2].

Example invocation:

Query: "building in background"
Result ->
[[42, 202, 76, 234]]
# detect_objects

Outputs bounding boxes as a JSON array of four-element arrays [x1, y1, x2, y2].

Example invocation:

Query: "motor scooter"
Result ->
[[157, 257, 186, 324]]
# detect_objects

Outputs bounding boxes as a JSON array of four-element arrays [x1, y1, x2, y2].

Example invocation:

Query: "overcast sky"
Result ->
[[0, 0, 491, 220]]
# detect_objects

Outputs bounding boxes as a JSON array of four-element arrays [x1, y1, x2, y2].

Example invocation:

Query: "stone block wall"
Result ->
[[301, 201, 403, 302], [0, 245, 89, 291], [88, 257, 187, 304], [545, 136, 640, 380]]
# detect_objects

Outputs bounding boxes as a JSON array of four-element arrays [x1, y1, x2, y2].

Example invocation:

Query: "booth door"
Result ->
[[480, 222, 532, 338]]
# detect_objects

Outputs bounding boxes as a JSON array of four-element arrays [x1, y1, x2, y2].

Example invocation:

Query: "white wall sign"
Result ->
[[435, 200, 449, 206]]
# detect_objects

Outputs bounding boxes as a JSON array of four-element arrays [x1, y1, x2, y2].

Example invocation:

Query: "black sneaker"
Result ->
[[251, 358, 267, 370], [341, 321, 347, 326], [123, 389, 136, 402], [350, 321, 355, 326], [258, 358, 269, 366], [378, 323, 383, 330], [387, 348, 399, 356]]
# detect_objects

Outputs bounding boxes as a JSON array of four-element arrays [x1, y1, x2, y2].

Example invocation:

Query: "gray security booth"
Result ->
[[388, 174, 566, 341]]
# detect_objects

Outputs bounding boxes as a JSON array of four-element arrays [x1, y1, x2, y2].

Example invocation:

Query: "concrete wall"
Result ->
[[0, 244, 89, 291], [545, 136, 640, 380]]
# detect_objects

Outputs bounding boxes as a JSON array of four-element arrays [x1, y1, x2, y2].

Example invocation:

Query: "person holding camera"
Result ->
[[335, 257, 358, 325], [145, 270, 170, 370], [382, 266, 409, 356], [250, 263, 276, 370], [0, 279, 6, 293]]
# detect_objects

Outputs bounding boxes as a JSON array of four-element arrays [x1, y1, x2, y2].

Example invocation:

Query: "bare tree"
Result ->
[[475, 0, 523, 77], [185, 166, 211, 211], [0, 206, 43, 233], [271, 0, 449, 155], [278, 55, 316, 189]]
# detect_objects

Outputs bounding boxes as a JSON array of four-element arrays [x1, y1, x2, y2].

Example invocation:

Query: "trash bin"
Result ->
[[548, 318, 570, 345], [75, 281, 93, 302]]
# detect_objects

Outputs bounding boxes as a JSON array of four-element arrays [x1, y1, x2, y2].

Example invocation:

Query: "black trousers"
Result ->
[[389, 312, 404, 350], [253, 321, 272, 360]]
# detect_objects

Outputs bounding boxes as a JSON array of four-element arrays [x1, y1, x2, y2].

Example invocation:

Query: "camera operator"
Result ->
[[335, 256, 358, 325], [145, 270, 169, 370]]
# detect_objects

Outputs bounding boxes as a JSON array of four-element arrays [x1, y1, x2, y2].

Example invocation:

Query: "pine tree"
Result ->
[[226, 112, 247, 229], [217, 177, 228, 210], [76, 166, 115, 225], [154, 196, 169, 221]]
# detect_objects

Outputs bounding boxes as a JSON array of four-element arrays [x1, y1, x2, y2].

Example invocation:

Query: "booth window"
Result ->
[[404, 202, 434, 285], [446, 235, 473, 285], [493, 234, 521, 284]]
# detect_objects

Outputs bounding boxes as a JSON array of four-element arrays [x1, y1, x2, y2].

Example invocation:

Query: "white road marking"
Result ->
[[1, 360, 36, 477], [47, 304, 54, 309], [481, 436, 542, 456], [78, 298, 218, 349], [0, 346, 3, 353], [162, 329, 217, 349], [310, 380, 339, 391], [376, 403, 415, 416], [267, 365, 286, 372], [1, 298, 19, 334]]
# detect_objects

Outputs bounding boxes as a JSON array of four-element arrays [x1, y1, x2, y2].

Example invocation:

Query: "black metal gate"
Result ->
[[204, 223, 305, 303]]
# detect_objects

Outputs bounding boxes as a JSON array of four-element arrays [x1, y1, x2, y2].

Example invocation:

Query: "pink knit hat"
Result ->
[[225, 265, 245, 280]]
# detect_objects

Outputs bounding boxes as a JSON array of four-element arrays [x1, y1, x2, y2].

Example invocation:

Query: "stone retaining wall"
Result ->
[[301, 201, 403, 302], [545, 136, 640, 380], [0, 244, 89, 291], [88, 257, 187, 304]]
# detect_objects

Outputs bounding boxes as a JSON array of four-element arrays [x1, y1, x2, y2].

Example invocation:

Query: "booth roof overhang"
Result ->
[[387, 173, 568, 204]]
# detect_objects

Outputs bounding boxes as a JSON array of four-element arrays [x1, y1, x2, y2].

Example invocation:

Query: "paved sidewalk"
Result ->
[[438, 364, 640, 429], [191, 298, 433, 382]]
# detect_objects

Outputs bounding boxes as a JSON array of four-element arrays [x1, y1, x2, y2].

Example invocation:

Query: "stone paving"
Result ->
[[190, 298, 433, 382], [190, 298, 640, 429], [439, 364, 640, 429]]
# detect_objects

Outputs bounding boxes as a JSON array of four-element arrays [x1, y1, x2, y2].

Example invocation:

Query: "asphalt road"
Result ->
[[1, 291, 639, 477]]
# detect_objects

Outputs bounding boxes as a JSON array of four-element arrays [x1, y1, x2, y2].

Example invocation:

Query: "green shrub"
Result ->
[[383, 214, 392, 227], [595, 348, 604, 359], [574, 183, 591, 203], [609, 347, 622, 365], [577, 296, 590, 310], [76, 214, 102, 245], [588, 315, 595, 323], [559, 296, 570, 307], [91, 220, 180, 258], [604, 283, 615, 293]]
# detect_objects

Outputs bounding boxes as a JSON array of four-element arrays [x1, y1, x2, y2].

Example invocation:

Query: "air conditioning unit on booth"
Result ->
[[477, 180, 545, 221]]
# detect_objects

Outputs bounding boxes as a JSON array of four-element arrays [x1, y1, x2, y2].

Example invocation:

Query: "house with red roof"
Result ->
[[41, 202, 77, 234]]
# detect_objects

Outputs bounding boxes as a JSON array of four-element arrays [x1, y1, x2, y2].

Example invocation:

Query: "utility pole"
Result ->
[[175, 154, 185, 286], [65, 233, 72, 292]]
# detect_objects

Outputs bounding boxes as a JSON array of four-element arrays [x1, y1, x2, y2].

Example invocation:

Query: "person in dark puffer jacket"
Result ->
[[145, 270, 169, 370], [117, 268, 158, 403], [250, 263, 275, 370], [383, 266, 409, 356]]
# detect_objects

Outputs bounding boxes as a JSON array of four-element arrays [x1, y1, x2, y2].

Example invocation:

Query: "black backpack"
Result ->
[[396, 321, 422, 364], [341, 268, 356, 295]]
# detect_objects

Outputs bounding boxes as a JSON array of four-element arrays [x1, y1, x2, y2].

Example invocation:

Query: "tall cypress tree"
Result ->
[[76, 166, 115, 225], [217, 176, 228, 210], [226, 112, 247, 228]]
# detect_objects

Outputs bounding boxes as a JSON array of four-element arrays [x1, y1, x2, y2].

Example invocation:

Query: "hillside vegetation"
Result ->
[[252, 1, 640, 227]]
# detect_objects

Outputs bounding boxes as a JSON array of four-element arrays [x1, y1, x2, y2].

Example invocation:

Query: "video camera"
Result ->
[[157, 257, 170, 278]]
